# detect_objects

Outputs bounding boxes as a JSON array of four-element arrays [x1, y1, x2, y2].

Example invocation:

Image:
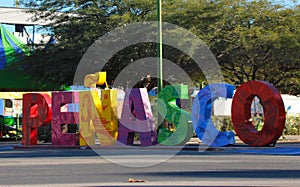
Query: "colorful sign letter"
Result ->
[[79, 90, 116, 146], [101, 89, 118, 139], [157, 85, 193, 145], [51, 91, 79, 146], [84, 72, 108, 88], [192, 84, 235, 147], [22, 93, 52, 145], [231, 81, 286, 146], [117, 88, 157, 146]]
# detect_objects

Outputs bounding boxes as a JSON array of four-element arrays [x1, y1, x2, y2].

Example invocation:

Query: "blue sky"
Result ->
[[0, 0, 16, 8], [0, 0, 298, 32], [1, 0, 299, 8]]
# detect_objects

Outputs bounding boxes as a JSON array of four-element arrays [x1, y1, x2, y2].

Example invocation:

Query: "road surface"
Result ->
[[0, 147, 300, 186]]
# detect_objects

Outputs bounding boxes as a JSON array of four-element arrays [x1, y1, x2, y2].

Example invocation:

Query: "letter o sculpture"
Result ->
[[231, 81, 286, 146]]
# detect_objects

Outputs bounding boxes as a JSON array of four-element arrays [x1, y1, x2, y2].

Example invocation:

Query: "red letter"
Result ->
[[22, 93, 52, 145]]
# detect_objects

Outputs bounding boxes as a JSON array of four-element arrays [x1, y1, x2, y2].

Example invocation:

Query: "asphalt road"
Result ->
[[1, 148, 300, 186]]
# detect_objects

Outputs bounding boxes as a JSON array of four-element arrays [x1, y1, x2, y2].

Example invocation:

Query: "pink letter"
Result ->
[[52, 91, 79, 146]]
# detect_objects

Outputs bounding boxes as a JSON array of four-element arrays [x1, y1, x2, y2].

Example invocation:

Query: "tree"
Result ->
[[209, 0, 300, 94], [14, 0, 122, 89], [159, 0, 300, 94], [16, 0, 300, 95]]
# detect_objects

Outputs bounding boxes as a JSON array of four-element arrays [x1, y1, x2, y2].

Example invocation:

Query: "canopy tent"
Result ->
[[0, 24, 30, 69], [0, 7, 57, 26]]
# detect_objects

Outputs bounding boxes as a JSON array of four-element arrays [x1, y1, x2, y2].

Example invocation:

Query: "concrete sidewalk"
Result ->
[[0, 135, 299, 152], [186, 135, 300, 145]]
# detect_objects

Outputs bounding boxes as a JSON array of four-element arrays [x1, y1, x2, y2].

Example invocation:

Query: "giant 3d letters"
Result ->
[[101, 89, 118, 140], [19, 77, 286, 147], [79, 90, 98, 146], [79, 71, 118, 146]]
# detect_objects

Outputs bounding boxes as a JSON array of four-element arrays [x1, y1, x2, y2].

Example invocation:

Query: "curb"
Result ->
[[2, 136, 300, 152], [11, 143, 279, 152]]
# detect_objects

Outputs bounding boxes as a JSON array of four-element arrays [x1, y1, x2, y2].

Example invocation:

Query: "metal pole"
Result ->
[[32, 25, 35, 49], [16, 114, 19, 141], [157, 0, 165, 129], [157, 0, 163, 93]]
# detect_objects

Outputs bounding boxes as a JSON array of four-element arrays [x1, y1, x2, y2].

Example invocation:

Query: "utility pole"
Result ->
[[15, 0, 19, 8], [157, 0, 163, 93]]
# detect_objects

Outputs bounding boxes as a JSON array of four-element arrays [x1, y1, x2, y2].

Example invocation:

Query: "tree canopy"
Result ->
[[16, 0, 300, 94]]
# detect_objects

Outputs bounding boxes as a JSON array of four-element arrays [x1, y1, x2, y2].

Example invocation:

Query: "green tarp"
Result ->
[[0, 24, 30, 69]]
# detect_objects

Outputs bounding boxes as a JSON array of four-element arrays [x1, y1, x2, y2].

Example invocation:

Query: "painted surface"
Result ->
[[0, 99, 3, 115], [51, 91, 79, 146], [84, 74, 98, 88], [22, 93, 52, 145], [157, 85, 193, 145], [117, 88, 157, 146], [192, 84, 235, 147], [101, 89, 118, 139], [79, 90, 116, 146], [84, 72, 107, 88], [231, 81, 286, 146], [0, 92, 25, 99]]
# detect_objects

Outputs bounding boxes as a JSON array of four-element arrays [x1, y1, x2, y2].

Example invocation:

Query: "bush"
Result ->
[[38, 124, 79, 143], [212, 115, 300, 136], [284, 115, 300, 135]]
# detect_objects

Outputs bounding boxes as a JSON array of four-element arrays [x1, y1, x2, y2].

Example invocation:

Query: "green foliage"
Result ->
[[212, 115, 300, 136], [17, 0, 300, 94], [211, 116, 234, 132], [284, 115, 300, 135], [18, 0, 122, 89], [216, 1, 300, 94], [162, 0, 300, 94]]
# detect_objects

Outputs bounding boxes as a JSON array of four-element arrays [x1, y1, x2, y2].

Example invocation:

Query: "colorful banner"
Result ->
[[0, 24, 30, 69]]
